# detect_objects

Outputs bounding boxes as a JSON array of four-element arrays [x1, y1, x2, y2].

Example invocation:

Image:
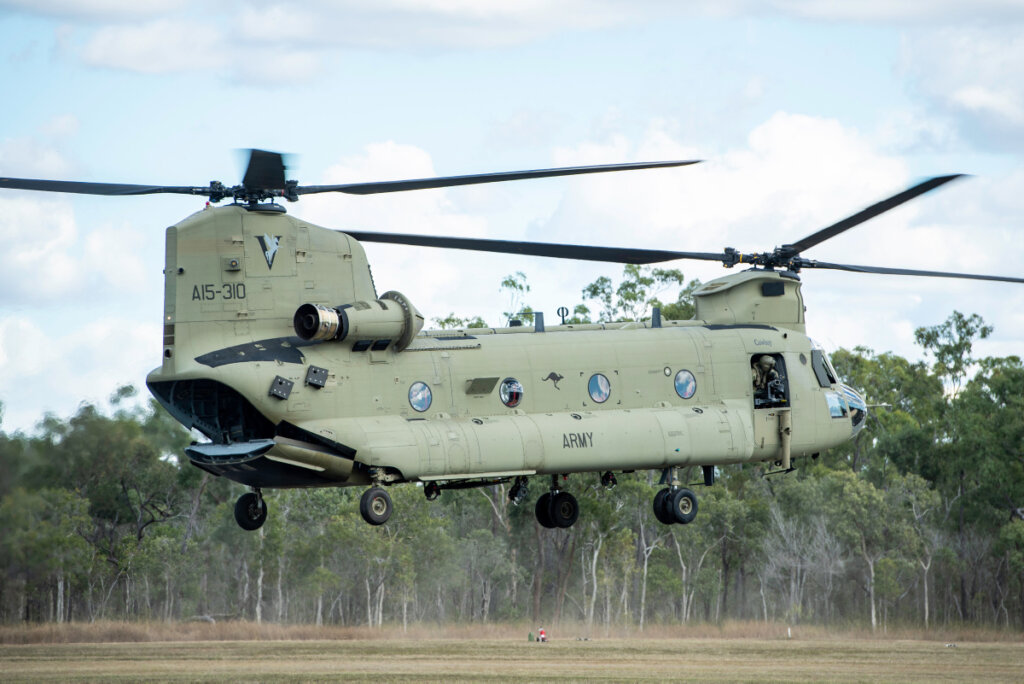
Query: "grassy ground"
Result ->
[[0, 626, 1021, 683]]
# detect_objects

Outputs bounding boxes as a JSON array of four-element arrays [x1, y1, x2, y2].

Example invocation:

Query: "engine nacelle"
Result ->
[[293, 291, 424, 352]]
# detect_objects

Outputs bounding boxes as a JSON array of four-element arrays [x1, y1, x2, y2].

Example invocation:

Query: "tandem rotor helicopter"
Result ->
[[3, 150, 1022, 531]]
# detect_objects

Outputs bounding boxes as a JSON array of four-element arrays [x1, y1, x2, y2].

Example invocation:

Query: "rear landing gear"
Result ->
[[536, 492, 556, 528], [234, 490, 268, 531], [535, 475, 579, 528], [550, 491, 580, 527], [360, 487, 393, 525]]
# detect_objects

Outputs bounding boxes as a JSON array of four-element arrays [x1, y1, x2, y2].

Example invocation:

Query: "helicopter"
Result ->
[[2, 150, 1022, 532]]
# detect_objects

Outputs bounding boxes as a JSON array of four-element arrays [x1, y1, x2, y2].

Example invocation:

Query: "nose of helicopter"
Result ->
[[841, 384, 868, 436]]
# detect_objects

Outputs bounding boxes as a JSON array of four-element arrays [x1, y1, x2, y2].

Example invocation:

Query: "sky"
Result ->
[[1, 1, 1022, 433]]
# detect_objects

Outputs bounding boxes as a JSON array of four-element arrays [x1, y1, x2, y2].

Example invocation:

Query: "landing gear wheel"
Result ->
[[550, 491, 579, 528], [234, 492, 268, 531], [653, 488, 675, 525], [424, 481, 441, 501], [360, 487, 393, 525], [535, 492, 556, 528], [668, 487, 698, 525]]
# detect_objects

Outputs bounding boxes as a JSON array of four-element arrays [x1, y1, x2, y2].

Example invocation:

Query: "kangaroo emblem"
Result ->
[[542, 372, 564, 390]]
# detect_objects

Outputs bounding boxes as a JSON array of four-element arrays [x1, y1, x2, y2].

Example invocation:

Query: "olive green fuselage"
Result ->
[[147, 206, 861, 490]]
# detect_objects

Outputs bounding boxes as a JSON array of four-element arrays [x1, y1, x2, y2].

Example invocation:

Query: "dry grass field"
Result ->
[[0, 623, 1021, 682]]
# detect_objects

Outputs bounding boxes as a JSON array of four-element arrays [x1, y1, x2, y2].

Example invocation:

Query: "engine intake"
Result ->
[[293, 291, 424, 352]]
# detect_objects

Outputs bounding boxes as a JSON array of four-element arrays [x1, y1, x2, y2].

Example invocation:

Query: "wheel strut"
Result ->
[[508, 476, 529, 505]]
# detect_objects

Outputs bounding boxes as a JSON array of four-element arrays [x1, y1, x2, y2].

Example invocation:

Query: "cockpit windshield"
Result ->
[[842, 384, 868, 431], [809, 339, 838, 388]]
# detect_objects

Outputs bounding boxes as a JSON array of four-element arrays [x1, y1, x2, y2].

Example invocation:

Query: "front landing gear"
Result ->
[[653, 467, 700, 526], [535, 476, 579, 528], [360, 487, 393, 525], [234, 490, 268, 531], [663, 487, 698, 524], [653, 487, 698, 525]]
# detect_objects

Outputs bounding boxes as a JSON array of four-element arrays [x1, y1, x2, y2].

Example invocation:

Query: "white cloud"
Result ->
[[0, 315, 160, 433], [901, 27, 1024, 145], [0, 137, 74, 177], [0, 195, 153, 304], [81, 19, 226, 73], [0, 0, 183, 20], [768, 0, 1024, 23], [530, 112, 1022, 362], [547, 112, 906, 252], [950, 86, 1024, 124], [230, 48, 321, 84], [0, 197, 84, 301], [233, 0, 635, 49], [299, 141, 500, 318]]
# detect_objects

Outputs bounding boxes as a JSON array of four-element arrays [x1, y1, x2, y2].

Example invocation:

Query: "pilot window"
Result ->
[[810, 349, 836, 388], [825, 391, 849, 418], [750, 353, 789, 409]]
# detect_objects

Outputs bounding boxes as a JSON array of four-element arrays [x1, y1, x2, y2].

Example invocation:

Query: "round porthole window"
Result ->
[[674, 370, 696, 400], [499, 378, 524, 408], [588, 373, 611, 403], [408, 381, 432, 412]]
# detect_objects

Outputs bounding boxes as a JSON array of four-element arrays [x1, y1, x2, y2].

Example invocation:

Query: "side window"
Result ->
[[811, 349, 836, 388]]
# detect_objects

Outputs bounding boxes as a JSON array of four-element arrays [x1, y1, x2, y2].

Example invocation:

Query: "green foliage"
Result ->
[[433, 313, 488, 329], [914, 311, 992, 396], [500, 271, 534, 324], [577, 265, 699, 323]]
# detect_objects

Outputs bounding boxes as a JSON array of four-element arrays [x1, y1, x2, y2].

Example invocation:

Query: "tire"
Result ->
[[234, 492, 268, 531], [550, 491, 579, 528], [653, 488, 675, 525], [668, 487, 698, 525], [535, 492, 556, 528], [360, 487, 393, 525]]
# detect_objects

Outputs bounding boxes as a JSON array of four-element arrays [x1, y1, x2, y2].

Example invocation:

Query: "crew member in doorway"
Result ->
[[752, 355, 785, 406]]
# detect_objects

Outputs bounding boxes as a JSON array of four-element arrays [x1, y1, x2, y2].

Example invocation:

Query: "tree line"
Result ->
[[0, 268, 1021, 631]]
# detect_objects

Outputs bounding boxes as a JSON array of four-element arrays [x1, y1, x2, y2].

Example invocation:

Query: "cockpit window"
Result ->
[[842, 385, 867, 428], [825, 391, 848, 418], [811, 349, 836, 388]]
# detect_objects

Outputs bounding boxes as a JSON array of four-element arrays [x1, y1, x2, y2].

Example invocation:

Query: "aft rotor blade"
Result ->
[[242, 149, 288, 190], [344, 230, 725, 264], [786, 175, 966, 254], [0, 177, 209, 196], [804, 259, 1024, 284], [298, 160, 700, 196]]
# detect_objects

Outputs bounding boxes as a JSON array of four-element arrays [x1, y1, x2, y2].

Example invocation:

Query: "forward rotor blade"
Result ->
[[343, 230, 725, 265], [786, 174, 965, 254], [803, 259, 1024, 284], [298, 160, 700, 196], [0, 177, 209, 197]]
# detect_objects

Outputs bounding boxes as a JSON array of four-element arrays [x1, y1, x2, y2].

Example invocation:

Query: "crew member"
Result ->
[[752, 355, 783, 405], [752, 355, 779, 391]]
